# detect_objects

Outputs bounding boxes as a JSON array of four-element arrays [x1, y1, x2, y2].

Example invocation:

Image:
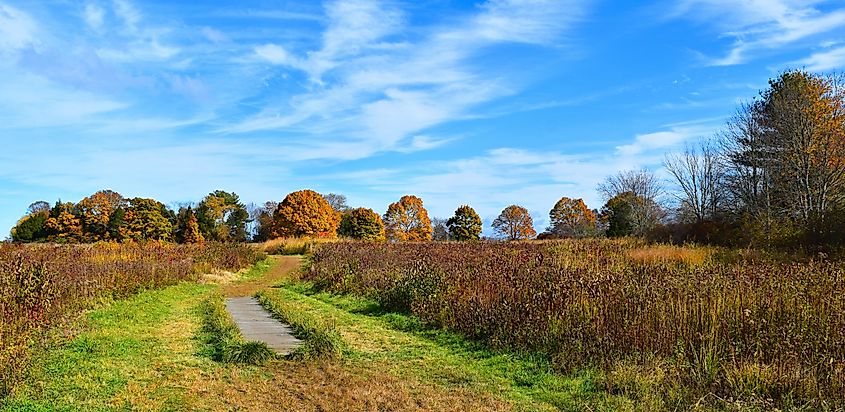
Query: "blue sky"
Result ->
[[1, 0, 844, 236]]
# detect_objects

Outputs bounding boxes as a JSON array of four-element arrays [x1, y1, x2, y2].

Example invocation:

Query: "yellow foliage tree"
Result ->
[[492, 205, 536, 240], [273, 189, 340, 237], [182, 209, 204, 243], [77, 190, 125, 241], [548, 197, 597, 238], [44, 202, 83, 242], [383, 195, 432, 241]]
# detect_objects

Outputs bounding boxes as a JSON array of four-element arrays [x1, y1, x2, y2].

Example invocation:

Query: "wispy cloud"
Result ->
[[794, 46, 845, 71], [230, 0, 591, 157], [671, 0, 845, 65], [0, 3, 38, 52]]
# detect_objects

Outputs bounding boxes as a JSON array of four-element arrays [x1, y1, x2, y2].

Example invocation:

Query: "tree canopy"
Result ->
[[492, 205, 536, 240], [196, 190, 250, 242], [383, 195, 433, 241], [446, 205, 482, 241], [338, 207, 385, 240], [548, 197, 597, 238], [273, 189, 340, 238]]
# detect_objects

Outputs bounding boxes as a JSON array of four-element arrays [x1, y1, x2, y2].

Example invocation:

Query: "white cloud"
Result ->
[[0, 3, 38, 52], [795, 46, 845, 71], [201, 27, 228, 43], [113, 0, 140, 32], [671, 0, 845, 65], [226, 0, 590, 158], [84, 3, 105, 30], [0, 71, 128, 128], [616, 121, 717, 156], [254, 43, 297, 65]]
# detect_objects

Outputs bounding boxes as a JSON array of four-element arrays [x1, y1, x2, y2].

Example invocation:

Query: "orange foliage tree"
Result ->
[[383, 195, 432, 241], [178, 207, 204, 243], [492, 205, 536, 240], [273, 189, 340, 237], [44, 202, 83, 242], [77, 190, 126, 241], [548, 197, 597, 238]]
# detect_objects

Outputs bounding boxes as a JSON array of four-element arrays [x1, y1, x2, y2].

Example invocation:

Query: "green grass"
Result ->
[[1, 257, 660, 411], [1, 282, 217, 411], [231, 258, 273, 283], [199, 293, 275, 365], [259, 281, 639, 411], [256, 290, 345, 360]]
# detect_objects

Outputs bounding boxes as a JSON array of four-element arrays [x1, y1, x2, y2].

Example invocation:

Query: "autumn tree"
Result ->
[[717, 70, 845, 244], [492, 205, 536, 240], [77, 190, 126, 241], [175, 206, 204, 243], [548, 197, 597, 238], [121, 198, 174, 241], [338, 207, 385, 240], [196, 190, 250, 242], [44, 201, 83, 242], [446, 205, 482, 241], [250, 201, 278, 242], [383, 195, 433, 241], [273, 189, 340, 238], [761, 71, 845, 226]]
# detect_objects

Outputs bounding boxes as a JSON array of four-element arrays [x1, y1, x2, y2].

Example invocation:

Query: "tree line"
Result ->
[[10, 69, 844, 247]]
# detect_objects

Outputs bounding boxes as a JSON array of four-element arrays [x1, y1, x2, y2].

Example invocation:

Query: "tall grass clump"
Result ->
[[199, 294, 275, 365], [0, 242, 265, 397], [256, 290, 344, 360], [305, 239, 845, 409], [255, 237, 336, 256]]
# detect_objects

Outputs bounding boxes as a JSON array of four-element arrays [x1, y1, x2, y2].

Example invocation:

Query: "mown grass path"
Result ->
[[2, 255, 632, 411]]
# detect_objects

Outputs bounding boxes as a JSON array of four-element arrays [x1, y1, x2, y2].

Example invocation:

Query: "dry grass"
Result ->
[[625, 244, 713, 265], [190, 361, 511, 412], [306, 239, 845, 409], [221, 255, 301, 297], [254, 237, 338, 255]]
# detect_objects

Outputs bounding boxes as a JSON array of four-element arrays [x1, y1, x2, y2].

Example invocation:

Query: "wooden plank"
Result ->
[[225, 296, 303, 355]]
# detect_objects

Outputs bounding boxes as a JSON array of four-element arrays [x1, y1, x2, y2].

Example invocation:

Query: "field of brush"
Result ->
[[0, 242, 265, 396], [306, 239, 845, 410], [2, 238, 844, 410]]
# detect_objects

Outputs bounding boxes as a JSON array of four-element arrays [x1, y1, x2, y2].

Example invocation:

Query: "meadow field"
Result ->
[[2, 238, 844, 411], [0, 242, 265, 396], [306, 239, 845, 410]]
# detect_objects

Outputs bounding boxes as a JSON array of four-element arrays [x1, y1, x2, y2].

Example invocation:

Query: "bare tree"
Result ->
[[322, 193, 349, 212], [719, 100, 775, 221], [597, 169, 665, 235], [664, 140, 725, 223], [431, 217, 449, 241]]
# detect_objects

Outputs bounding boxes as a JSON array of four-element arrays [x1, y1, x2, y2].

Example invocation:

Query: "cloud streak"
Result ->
[[231, 0, 591, 157], [671, 0, 845, 65]]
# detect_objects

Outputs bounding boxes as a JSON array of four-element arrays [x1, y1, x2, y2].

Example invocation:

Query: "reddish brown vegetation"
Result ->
[[306, 239, 845, 408]]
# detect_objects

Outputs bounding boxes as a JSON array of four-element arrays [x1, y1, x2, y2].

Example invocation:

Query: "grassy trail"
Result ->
[[1, 256, 628, 411]]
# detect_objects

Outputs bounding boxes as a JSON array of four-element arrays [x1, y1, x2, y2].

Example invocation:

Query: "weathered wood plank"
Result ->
[[225, 297, 302, 355]]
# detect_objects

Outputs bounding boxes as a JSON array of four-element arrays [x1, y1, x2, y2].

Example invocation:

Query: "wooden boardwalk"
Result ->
[[225, 297, 302, 355]]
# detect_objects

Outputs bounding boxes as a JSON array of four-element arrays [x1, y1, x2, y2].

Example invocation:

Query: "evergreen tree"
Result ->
[[446, 205, 482, 241]]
